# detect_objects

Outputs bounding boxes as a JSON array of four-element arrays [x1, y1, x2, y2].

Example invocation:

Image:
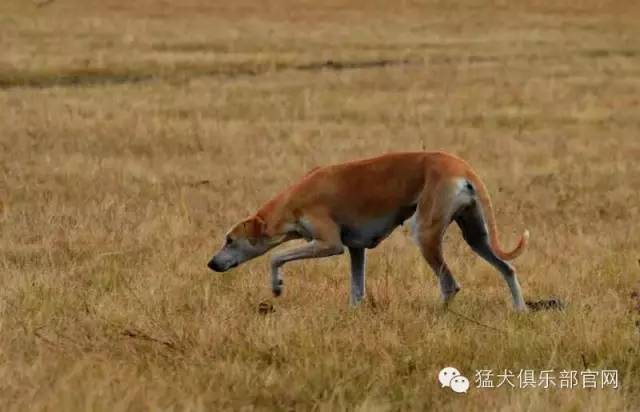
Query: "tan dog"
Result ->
[[208, 151, 529, 311]]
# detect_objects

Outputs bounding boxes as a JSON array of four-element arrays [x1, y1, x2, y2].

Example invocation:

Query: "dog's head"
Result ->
[[208, 215, 270, 272]]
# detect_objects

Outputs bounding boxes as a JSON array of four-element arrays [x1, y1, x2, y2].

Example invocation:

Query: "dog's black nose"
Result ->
[[208, 259, 221, 272]]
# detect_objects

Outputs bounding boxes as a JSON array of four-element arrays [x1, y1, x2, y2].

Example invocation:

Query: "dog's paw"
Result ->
[[272, 279, 283, 297], [441, 286, 461, 306]]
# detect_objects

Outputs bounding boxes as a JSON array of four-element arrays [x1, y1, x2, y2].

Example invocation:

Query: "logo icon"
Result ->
[[450, 375, 470, 393], [438, 367, 461, 387], [439, 367, 469, 394]]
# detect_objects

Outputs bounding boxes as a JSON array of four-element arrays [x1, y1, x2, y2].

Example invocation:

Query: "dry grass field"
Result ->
[[1, 0, 640, 410]]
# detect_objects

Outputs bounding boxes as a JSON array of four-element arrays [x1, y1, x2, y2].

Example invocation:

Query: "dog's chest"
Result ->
[[339, 205, 416, 249]]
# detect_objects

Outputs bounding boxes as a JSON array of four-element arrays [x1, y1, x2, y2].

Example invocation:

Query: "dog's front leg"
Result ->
[[271, 265, 284, 297], [270, 240, 344, 297], [348, 247, 366, 305]]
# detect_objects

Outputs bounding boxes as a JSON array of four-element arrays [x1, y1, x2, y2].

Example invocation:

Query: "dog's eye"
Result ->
[[225, 236, 233, 245]]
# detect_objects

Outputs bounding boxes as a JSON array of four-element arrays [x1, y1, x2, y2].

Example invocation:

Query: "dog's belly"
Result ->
[[339, 205, 417, 249]]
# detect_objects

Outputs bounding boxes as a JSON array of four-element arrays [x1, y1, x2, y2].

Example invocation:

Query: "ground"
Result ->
[[1, 0, 639, 410]]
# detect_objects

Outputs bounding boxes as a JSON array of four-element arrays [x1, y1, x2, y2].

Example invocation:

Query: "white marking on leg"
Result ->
[[407, 212, 419, 244], [270, 240, 344, 297], [502, 266, 527, 311], [271, 264, 283, 297]]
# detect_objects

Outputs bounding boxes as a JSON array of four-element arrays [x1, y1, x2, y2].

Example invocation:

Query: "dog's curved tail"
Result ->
[[465, 171, 529, 261]]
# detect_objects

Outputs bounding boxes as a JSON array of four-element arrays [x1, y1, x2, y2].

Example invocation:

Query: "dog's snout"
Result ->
[[208, 259, 222, 272]]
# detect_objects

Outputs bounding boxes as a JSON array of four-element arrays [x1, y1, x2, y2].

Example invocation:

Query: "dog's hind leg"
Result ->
[[348, 247, 366, 305], [413, 183, 461, 305], [454, 202, 527, 311], [416, 226, 460, 305]]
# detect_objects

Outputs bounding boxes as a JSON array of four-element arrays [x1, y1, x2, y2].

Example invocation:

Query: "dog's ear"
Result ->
[[245, 215, 266, 243]]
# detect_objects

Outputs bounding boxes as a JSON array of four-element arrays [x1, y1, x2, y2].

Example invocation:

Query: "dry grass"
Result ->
[[1, 0, 640, 410]]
